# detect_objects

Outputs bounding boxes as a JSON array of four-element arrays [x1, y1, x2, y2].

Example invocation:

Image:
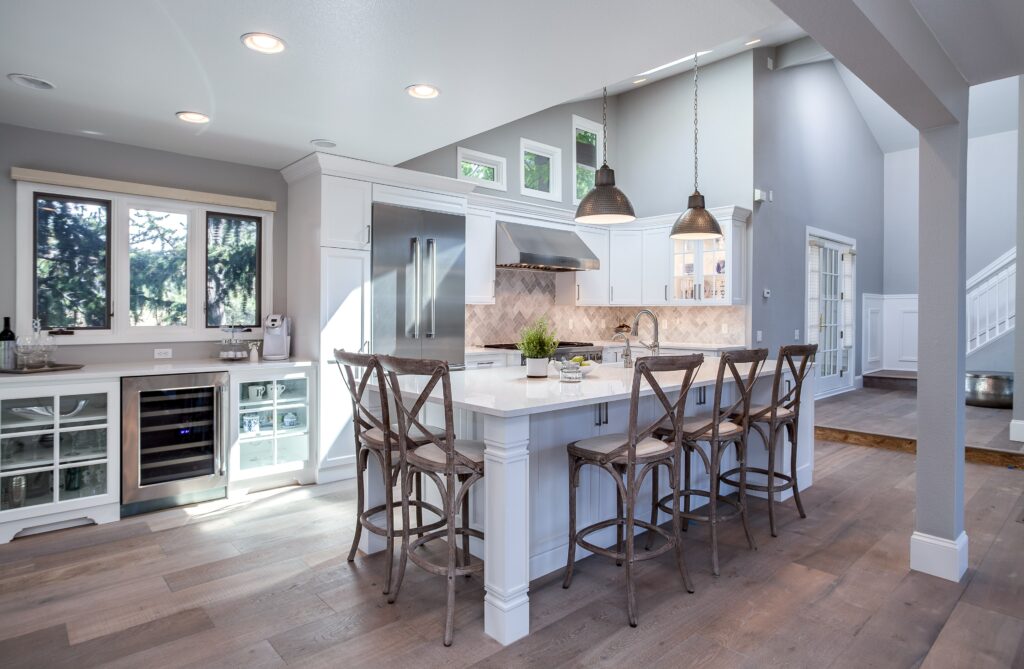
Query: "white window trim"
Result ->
[[571, 115, 604, 205], [456, 147, 507, 192], [519, 138, 562, 202], [16, 180, 273, 346]]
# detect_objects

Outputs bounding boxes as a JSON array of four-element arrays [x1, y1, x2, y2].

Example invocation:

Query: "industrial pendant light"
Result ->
[[575, 87, 636, 224], [671, 52, 723, 240]]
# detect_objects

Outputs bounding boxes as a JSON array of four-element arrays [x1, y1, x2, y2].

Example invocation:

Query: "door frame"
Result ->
[[805, 226, 857, 399]]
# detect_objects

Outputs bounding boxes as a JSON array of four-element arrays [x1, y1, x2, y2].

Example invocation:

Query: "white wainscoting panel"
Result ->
[[862, 294, 884, 374]]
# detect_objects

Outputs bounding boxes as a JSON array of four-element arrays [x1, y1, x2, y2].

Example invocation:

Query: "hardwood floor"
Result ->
[[1, 440, 1022, 668]]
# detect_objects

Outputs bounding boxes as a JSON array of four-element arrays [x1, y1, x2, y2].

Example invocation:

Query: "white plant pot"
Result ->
[[525, 357, 549, 378]]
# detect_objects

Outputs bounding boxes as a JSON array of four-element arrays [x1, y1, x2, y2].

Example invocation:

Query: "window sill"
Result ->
[[48, 329, 263, 346]]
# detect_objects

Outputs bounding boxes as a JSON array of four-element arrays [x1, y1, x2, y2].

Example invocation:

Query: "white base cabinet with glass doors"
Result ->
[[0, 380, 120, 543], [229, 367, 316, 493]]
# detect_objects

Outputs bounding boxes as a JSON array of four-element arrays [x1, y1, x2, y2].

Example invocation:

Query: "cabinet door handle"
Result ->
[[477, 360, 494, 367], [595, 404, 601, 426], [577, 284, 581, 301], [364, 224, 371, 245], [610, 286, 614, 303], [491, 279, 495, 299], [664, 284, 668, 301]]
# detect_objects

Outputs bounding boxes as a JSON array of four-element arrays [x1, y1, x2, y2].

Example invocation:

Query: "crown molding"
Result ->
[[280, 152, 476, 195]]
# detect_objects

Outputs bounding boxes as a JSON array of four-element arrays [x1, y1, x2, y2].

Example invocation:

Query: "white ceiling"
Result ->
[[910, 0, 1024, 86], [0, 0, 797, 170], [835, 62, 1019, 153]]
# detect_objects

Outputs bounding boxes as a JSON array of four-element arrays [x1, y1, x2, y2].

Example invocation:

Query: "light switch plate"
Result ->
[[755, 330, 763, 343], [794, 329, 800, 341], [154, 348, 172, 359]]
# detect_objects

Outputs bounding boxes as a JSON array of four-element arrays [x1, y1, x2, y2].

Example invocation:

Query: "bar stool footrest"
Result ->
[[575, 517, 675, 562], [407, 526, 485, 577], [359, 499, 447, 537], [656, 490, 744, 523], [718, 466, 795, 493]]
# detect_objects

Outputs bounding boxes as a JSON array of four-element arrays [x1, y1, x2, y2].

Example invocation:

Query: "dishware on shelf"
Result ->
[[218, 326, 255, 360], [242, 414, 261, 434], [269, 382, 287, 399], [9, 399, 89, 420], [281, 412, 298, 428], [247, 385, 266, 401]]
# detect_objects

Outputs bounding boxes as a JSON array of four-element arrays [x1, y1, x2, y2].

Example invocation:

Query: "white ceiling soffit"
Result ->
[[910, 0, 1024, 86], [0, 0, 794, 170], [835, 61, 1020, 153]]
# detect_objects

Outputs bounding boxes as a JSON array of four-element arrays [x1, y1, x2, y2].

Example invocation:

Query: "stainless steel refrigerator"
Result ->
[[371, 203, 466, 367]]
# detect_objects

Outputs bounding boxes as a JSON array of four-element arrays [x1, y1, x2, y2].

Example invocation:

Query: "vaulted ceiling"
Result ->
[[0, 0, 799, 169]]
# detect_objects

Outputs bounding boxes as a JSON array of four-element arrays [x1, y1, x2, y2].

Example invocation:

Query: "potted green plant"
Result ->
[[517, 317, 559, 377]]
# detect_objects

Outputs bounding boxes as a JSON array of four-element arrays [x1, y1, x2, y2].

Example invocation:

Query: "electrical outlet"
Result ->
[[794, 329, 801, 341], [755, 330, 763, 343], [154, 348, 172, 359], [720, 323, 728, 334]]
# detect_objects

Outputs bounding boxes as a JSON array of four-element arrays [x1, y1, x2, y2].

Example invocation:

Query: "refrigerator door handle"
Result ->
[[426, 238, 436, 339], [411, 237, 421, 339]]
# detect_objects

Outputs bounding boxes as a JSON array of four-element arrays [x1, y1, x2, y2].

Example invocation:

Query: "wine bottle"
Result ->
[[0, 316, 14, 370]]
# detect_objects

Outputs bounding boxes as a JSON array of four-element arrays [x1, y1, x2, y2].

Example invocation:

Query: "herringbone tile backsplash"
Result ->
[[466, 269, 746, 345]]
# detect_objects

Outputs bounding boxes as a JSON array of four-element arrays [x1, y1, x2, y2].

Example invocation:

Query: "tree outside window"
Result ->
[[206, 213, 261, 328]]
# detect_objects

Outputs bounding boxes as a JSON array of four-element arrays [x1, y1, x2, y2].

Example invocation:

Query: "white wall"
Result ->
[[883, 130, 1019, 294]]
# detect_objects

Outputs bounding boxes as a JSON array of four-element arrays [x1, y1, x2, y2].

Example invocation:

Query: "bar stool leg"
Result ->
[[645, 466, 659, 550], [347, 446, 366, 562], [624, 472, 638, 627], [766, 423, 779, 537], [563, 456, 579, 589], [443, 474, 458, 647], [682, 447, 692, 532], [382, 453, 397, 595], [388, 465, 413, 605], [737, 438, 756, 551], [671, 452, 694, 593], [415, 472, 424, 538], [787, 421, 807, 518], [460, 474, 472, 574], [615, 475, 624, 567], [709, 441, 721, 576]]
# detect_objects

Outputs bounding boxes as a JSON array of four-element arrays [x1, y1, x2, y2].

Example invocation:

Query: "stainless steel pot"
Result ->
[[965, 371, 1013, 409]]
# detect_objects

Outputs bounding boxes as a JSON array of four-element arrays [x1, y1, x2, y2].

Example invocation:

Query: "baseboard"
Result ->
[[315, 463, 356, 483], [853, 375, 864, 389], [910, 530, 968, 582], [1009, 419, 1024, 443], [815, 384, 858, 400]]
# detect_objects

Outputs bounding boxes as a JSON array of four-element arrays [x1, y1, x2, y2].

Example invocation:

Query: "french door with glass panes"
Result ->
[[810, 236, 854, 396]]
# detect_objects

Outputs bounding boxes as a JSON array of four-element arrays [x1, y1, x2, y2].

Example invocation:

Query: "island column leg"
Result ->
[[482, 413, 531, 645], [358, 452, 388, 555]]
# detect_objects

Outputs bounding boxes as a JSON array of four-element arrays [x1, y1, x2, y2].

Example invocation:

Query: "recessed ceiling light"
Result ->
[[636, 50, 711, 77], [80, 130, 104, 136], [176, 111, 210, 124], [632, 78, 647, 85], [7, 73, 55, 90], [406, 83, 440, 99], [241, 32, 286, 54], [745, 39, 762, 46], [310, 139, 336, 148]]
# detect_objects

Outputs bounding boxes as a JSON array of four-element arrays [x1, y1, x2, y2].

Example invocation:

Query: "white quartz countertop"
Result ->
[[593, 340, 746, 352], [0, 358, 313, 384], [392, 357, 777, 418]]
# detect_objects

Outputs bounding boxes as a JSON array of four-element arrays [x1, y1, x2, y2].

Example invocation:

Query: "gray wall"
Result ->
[[751, 54, 885, 376], [399, 97, 614, 210], [883, 130, 1019, 294], [615, 52, 754, 217], [0, 122, 288, 363]]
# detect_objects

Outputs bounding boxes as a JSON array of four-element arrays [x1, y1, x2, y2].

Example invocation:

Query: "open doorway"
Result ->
[[806, 227, 856, 398]]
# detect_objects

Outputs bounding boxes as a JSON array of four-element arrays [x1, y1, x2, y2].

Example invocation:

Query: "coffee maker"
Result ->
[[262, 314, 291, 360]]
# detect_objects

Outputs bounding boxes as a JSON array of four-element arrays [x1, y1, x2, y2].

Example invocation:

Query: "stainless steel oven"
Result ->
[[121, 372, 228, 515]]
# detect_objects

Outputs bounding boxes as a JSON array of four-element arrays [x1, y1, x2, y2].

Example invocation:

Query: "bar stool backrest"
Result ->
[[378, 354, 479, 472], [334, 349, 391, 448], [623, 354, 704, 465], [712, 349, 770, 439], [767, 344, 818, 423]]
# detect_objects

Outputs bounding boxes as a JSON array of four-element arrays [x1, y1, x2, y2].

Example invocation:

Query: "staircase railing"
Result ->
[[967, 248, 1015, 355]]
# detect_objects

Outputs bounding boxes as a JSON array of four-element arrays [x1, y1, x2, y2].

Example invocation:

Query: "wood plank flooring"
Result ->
[[1, 440, 1022, 668]]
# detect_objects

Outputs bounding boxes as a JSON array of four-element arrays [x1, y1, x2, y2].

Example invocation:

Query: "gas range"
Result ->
[[483, 341, 603, 365]]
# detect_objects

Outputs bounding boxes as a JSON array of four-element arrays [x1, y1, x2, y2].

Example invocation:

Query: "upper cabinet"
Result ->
[[321, 176, 372, 250], [669, 206, 749, 306], [556, 225, 610, 306], [608, 229, 643, 305], [641, 224, 673, 305], [465, 207, 496, 305]]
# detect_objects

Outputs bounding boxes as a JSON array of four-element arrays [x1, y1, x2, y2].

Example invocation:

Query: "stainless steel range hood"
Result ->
[[495, 221, 599, 272]]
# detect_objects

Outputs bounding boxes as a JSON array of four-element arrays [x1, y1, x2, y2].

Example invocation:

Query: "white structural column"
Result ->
[[1011, 78, 1024, 441], [912, 114, 970, 581], [358, 452, 388, 554], [482, 414, 531, 645]]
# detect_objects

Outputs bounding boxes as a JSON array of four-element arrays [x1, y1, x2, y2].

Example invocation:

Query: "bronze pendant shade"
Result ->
[[575, 87, 636, 224], [670, 190, 722, 239], [575, 164, 636, 224]]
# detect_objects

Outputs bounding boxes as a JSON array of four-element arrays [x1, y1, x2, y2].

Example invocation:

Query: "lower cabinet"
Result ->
[[229, 367, 316, 491], [465, 352, 508, 369], [0, 380, 120, 543]]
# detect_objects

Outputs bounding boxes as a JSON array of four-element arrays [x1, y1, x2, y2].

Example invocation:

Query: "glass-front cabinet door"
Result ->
[[701, 235, 728, 303], [669, 211, 740, 306], [231, 370, 313, 483], [672, 239, 700, 303], [0, 381, 118, 539]]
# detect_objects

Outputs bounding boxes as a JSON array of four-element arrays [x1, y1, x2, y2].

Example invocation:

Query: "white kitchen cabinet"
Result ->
[[602, 345, 625, 364], [230, 368, 315, 491], [465, 352, 507, 369], [465, 207, 497, 305], [0, 380, 120, 543], [556, 225, 609, 306], [318, 247, 371, 482], [322, 175, 372, 250], [641, 225, 673, 305], [608, 229, 643, 305], [670, 206, 749, 306]]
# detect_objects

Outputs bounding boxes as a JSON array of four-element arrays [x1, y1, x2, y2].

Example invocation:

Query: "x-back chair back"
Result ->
[[766, 344, 817, 424], [711, 348, 769, 436], [626, 354, 704, 461], [334, 349, 391, 448]]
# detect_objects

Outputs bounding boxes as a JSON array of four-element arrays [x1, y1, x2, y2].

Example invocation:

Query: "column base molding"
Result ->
[[910, 530, 968, 582], [1008, 419, 1024, 443]]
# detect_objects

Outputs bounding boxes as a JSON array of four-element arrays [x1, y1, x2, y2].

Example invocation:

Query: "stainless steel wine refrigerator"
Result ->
[[121, 373, 228, 515]]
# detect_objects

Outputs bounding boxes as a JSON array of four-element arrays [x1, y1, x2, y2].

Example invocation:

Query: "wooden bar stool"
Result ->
[[563, 354, 703, 627], [379, 354, 485, 647], [653, 349, 768, 576], [334, 350, 445, 596], [722, 344, 817, 536]]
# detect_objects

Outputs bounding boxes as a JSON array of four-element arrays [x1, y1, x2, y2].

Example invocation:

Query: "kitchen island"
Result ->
[[363, 357, 814, 645]]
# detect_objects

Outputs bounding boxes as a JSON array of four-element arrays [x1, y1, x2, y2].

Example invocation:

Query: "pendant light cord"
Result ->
[[602, 86, 608, 166], [693, 52, 699, 192]]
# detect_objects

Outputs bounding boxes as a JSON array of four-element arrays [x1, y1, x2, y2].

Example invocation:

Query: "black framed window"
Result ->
[[33, 192, 112, 329], [205, 212, 262, 328]]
